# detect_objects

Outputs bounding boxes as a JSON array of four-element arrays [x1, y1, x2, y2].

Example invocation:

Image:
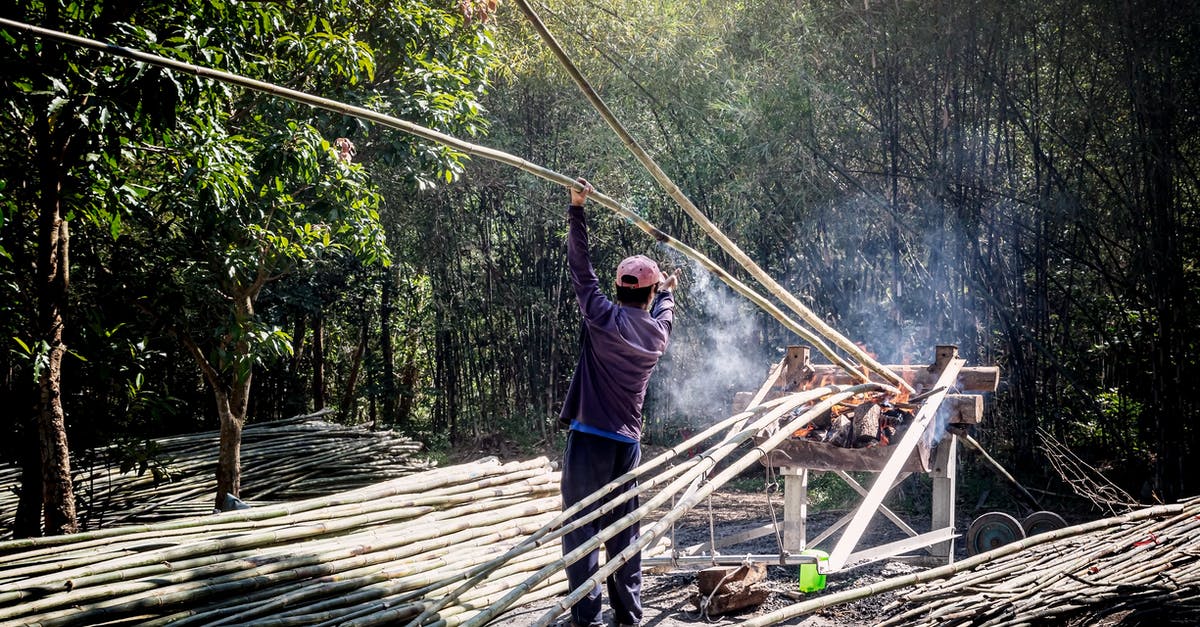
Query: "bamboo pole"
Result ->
[[0, 16, 868, 380], [406, 388, 845, 627], [457, 391, 846, 627], [0, 458, 566, 627], [523, 384, 895, 627], [460, 383, 894, 627], [511, 0, 914, 394], [738, 501, 1193, 626], [0, 457, 526, 554]]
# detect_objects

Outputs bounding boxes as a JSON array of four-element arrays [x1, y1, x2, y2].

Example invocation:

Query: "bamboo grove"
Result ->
[[1, 0, 1199, 539]]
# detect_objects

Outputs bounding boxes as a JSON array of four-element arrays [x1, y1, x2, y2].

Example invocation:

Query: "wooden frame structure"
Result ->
[[644, 345, 998, 573]]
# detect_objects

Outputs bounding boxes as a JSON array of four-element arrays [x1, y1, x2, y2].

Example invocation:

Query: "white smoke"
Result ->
[[660, 258, 772, 425]]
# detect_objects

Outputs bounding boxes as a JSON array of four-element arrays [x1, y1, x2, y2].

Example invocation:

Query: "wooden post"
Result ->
[[930, 344, 959, 375], [782, 346, 813, 391], [929, 434, 957, 561], [782, 466, 808, 553]]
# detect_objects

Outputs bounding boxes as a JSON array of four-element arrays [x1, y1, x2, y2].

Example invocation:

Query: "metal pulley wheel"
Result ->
[[1021, 510, 1067, 537], [966, 512, 1025, 556]]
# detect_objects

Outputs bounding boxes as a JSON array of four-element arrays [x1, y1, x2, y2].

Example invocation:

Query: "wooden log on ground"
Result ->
[[695, 563, 771, 616], [697, 563, 767, 594]]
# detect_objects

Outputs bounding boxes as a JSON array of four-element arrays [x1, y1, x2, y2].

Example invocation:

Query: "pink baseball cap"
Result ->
[[615, 255, 662, 289]]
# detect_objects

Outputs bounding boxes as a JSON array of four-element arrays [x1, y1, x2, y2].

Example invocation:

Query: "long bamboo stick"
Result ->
[[0, 16, 868, 379], [461, 383, 893, 627], [511, 0, 913, 393], [738, 501, 1192, 626], [0, 486, 561, 621], [524, 383, 896, 627], [406, 388, 844, 627], [0, 457, 526, 555], [457, 390, 845, 627]]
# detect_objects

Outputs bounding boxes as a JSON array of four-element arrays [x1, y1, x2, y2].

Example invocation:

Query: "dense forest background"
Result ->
[[2, 0, 1198, 536]]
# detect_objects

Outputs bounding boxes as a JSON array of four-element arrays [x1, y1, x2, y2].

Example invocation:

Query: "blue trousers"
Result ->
[[560, 431, 642, 627]]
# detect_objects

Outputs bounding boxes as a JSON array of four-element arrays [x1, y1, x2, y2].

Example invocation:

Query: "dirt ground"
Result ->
[[490, 490, 962, 627]]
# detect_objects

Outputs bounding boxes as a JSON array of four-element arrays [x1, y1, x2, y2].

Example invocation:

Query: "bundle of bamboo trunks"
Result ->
[[0, 412, 431, 535], [0, 457, 571, 627], [742, 496, 1200, 626]]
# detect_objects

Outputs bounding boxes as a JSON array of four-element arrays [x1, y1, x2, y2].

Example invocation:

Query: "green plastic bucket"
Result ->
[[798, 549, 829, 592]]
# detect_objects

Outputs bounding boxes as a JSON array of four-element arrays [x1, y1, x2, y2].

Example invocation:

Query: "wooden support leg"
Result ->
[[782, 467, 808, 553], [930, 434, 957, 562]]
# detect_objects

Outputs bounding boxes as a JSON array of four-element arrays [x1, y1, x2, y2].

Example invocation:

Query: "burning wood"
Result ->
[[785, 393, 915, 451]]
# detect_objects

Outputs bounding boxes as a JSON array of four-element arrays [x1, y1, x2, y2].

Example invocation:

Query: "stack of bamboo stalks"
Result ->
[[0, 412, 432, 534], [877, 495, 1200, 626], [741, 497, 1200, 626], [0, 457, 573, 627]]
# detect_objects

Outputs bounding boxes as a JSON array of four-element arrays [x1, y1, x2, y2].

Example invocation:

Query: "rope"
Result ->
[[512, 0, 914, 393]]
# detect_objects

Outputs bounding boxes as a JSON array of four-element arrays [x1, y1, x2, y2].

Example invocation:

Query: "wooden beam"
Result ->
[[842, 527, 958, 570], [833, 471, 918, 539], [805, 364, 998, 393]]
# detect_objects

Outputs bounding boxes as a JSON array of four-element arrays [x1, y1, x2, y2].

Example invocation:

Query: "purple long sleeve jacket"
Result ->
[[558, 204, 674, 442]]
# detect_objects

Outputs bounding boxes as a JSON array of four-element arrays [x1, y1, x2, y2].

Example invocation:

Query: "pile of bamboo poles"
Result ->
[[0, 457, 575, 627], [878, 496, 1200, 626], [0, 412, 432, 535], [741, 497, 1200, 626]]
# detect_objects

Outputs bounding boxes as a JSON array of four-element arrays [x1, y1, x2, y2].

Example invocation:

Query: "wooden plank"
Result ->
[[781, 345, 813, 390], [808, 509, 854, 548], [760, 438, 929, 473], [825, 358, 966, 572], [841, 527, 958, 570]]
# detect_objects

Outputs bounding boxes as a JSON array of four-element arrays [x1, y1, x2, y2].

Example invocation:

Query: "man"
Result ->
[[559, 178, 679, 627]]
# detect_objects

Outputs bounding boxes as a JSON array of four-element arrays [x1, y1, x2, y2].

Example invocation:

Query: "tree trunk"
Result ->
[[380, 270, 396, 423], [396, 335, 420, 428], [14, 409, 44, 538], [289, 312, 307, 375], [34, 117, 77, 536], [340, 312, 369, 421], [214, 387, 245, 508], [312, 314, 326, 410]]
